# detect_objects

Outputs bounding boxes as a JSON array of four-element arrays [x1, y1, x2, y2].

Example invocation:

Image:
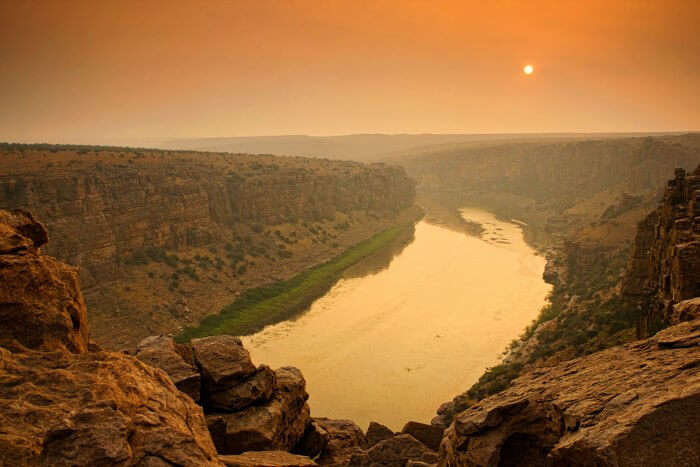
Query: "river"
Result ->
[[242, 208, 551, 430]]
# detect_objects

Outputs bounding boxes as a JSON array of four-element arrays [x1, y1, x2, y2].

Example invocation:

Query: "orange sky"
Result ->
[[1, 0, 699, 143]]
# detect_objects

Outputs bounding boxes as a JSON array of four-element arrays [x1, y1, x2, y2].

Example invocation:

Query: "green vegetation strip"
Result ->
[[176, 222, 413, 342]]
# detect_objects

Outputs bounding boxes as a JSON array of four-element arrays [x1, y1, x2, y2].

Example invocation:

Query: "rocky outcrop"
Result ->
[[206, 366, 311, 455], [440, 319, 700, 466], [0, 209, 222, 466], [623, 165, 700, 336], [0, 209, 89, 354], [135, 333, 311, 456]]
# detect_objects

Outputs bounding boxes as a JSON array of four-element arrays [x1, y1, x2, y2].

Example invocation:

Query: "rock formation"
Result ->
[[440, 319, 700, 466], [0, 209, 222, 466], [623, 165, 700, 336]]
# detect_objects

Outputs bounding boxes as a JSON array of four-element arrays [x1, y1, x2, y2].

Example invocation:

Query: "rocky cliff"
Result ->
[[440, 319, 700, 466], [0, 144, 416, 349], [0, 210, 222, 466], [623, 165, 700, 336]]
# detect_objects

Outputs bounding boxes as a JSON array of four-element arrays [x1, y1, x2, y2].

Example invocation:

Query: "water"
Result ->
[[242, 208, 551, 430]]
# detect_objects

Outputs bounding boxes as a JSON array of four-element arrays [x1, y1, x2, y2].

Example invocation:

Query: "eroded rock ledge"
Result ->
[[440, 319, 700, 466]]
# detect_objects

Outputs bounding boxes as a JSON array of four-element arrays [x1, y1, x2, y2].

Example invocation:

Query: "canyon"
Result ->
[[0, 137, 699, 465], [0, 144, 416, 349]]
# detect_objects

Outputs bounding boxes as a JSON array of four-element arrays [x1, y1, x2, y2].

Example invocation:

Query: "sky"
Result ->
[[1, 0, 699, 143]]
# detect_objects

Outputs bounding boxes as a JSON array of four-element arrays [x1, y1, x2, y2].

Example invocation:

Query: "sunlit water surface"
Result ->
[[242, 208, 551, 430]]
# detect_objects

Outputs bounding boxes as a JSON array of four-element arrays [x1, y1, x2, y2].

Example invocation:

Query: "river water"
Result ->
[[242, 208, 551, 430]]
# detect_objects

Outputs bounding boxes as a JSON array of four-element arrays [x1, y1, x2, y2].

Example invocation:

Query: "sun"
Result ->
[[523, 64, 534, 75]]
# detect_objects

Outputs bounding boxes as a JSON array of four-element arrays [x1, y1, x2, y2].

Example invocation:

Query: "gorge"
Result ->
[[0, 137, 699, 466]]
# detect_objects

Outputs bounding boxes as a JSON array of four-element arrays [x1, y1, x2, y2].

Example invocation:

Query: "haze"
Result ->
[[1, 0, 699, 144]]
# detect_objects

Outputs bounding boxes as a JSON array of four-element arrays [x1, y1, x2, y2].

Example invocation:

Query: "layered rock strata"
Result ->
[[623, 165, 700, 336]]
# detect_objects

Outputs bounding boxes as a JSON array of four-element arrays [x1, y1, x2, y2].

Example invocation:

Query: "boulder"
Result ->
[[0, 348, 222, 466], [350, 434, 436, 466], [219, 451, 317, 466], [208, 365, 276, 412], [207, 367, 310, 454], [401, 421, 443, 451], [314, 418, 367, 465], [441, 319, 700, 466], [294, 419, 330, 459], [671, 297, 700, 324], [366, 421, 395, 447], [0, 210, 88, 354], [136, 335, 201, 401], [192, 335, 257, 392]]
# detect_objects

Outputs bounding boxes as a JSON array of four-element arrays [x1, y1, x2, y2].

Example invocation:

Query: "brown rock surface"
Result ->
[[0, 345, 222, 466], [207, 366, 311, 455], [192, 335, 257, 391], [623, 165, 700, 336], [440, 319, 700, 466], [208, 364, 276, 412], [314, 418, 367, 465], [351, 434, 437, 466], [294, 420, 330, 459], [366, 421, 395, 447], [219, 451, 317, 467], [0, 209, 223, 466], [136, 335, 201, 401], [401, 421, 444, 451], [671, 297, 700, 324], [0, 209, 88, 354]]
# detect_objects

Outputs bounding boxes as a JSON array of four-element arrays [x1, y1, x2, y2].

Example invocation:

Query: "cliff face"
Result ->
[[0, 209, 222, 466], [0, 145, 416, 348], [623, 166, 700, 336]]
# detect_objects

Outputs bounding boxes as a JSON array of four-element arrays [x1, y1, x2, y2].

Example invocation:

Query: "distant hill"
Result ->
[[156, 132, 683, 162]]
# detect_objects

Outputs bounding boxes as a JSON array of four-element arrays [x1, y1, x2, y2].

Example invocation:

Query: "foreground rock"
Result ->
[[0, 209, 222, 465], [314, 418, 367, 465], [219, 451, 317, 466], [366, 421, 395, 447], [136, 335, 201, 401], [401, 421, 443, 451], [441, 319, 700, 466], [350, 434, 438, 466], [0, 209, 88, 353], [207, 367, 311, 454]]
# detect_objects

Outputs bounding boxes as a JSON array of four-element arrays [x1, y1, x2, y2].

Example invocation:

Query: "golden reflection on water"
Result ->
[[242, 208, 551, 430]]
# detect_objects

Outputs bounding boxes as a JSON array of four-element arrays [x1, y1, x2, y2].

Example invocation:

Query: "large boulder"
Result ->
[[192, 335, 257, 392], [136, 335, 201, 401], [401, 421, 443, 451], [314, 418, 367, 465], [441, 319, 700, 466], [366, 421, 395, 448], [0, 348, 222, 466], [207, 366, 311, 454], [208, 364, 276, 412], [0, 209, 88, 353], [219, 451, 317, 466]]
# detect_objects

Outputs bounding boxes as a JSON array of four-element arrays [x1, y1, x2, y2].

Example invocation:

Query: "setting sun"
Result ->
[[523, 64, 534, 75]]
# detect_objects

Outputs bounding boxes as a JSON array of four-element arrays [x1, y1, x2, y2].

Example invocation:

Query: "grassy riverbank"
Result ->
[[176, 221, 416, 342]]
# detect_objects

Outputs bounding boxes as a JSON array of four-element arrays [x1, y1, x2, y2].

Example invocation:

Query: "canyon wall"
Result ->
[[623, 165, 700, 336], [0, 145, 416, 348]]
